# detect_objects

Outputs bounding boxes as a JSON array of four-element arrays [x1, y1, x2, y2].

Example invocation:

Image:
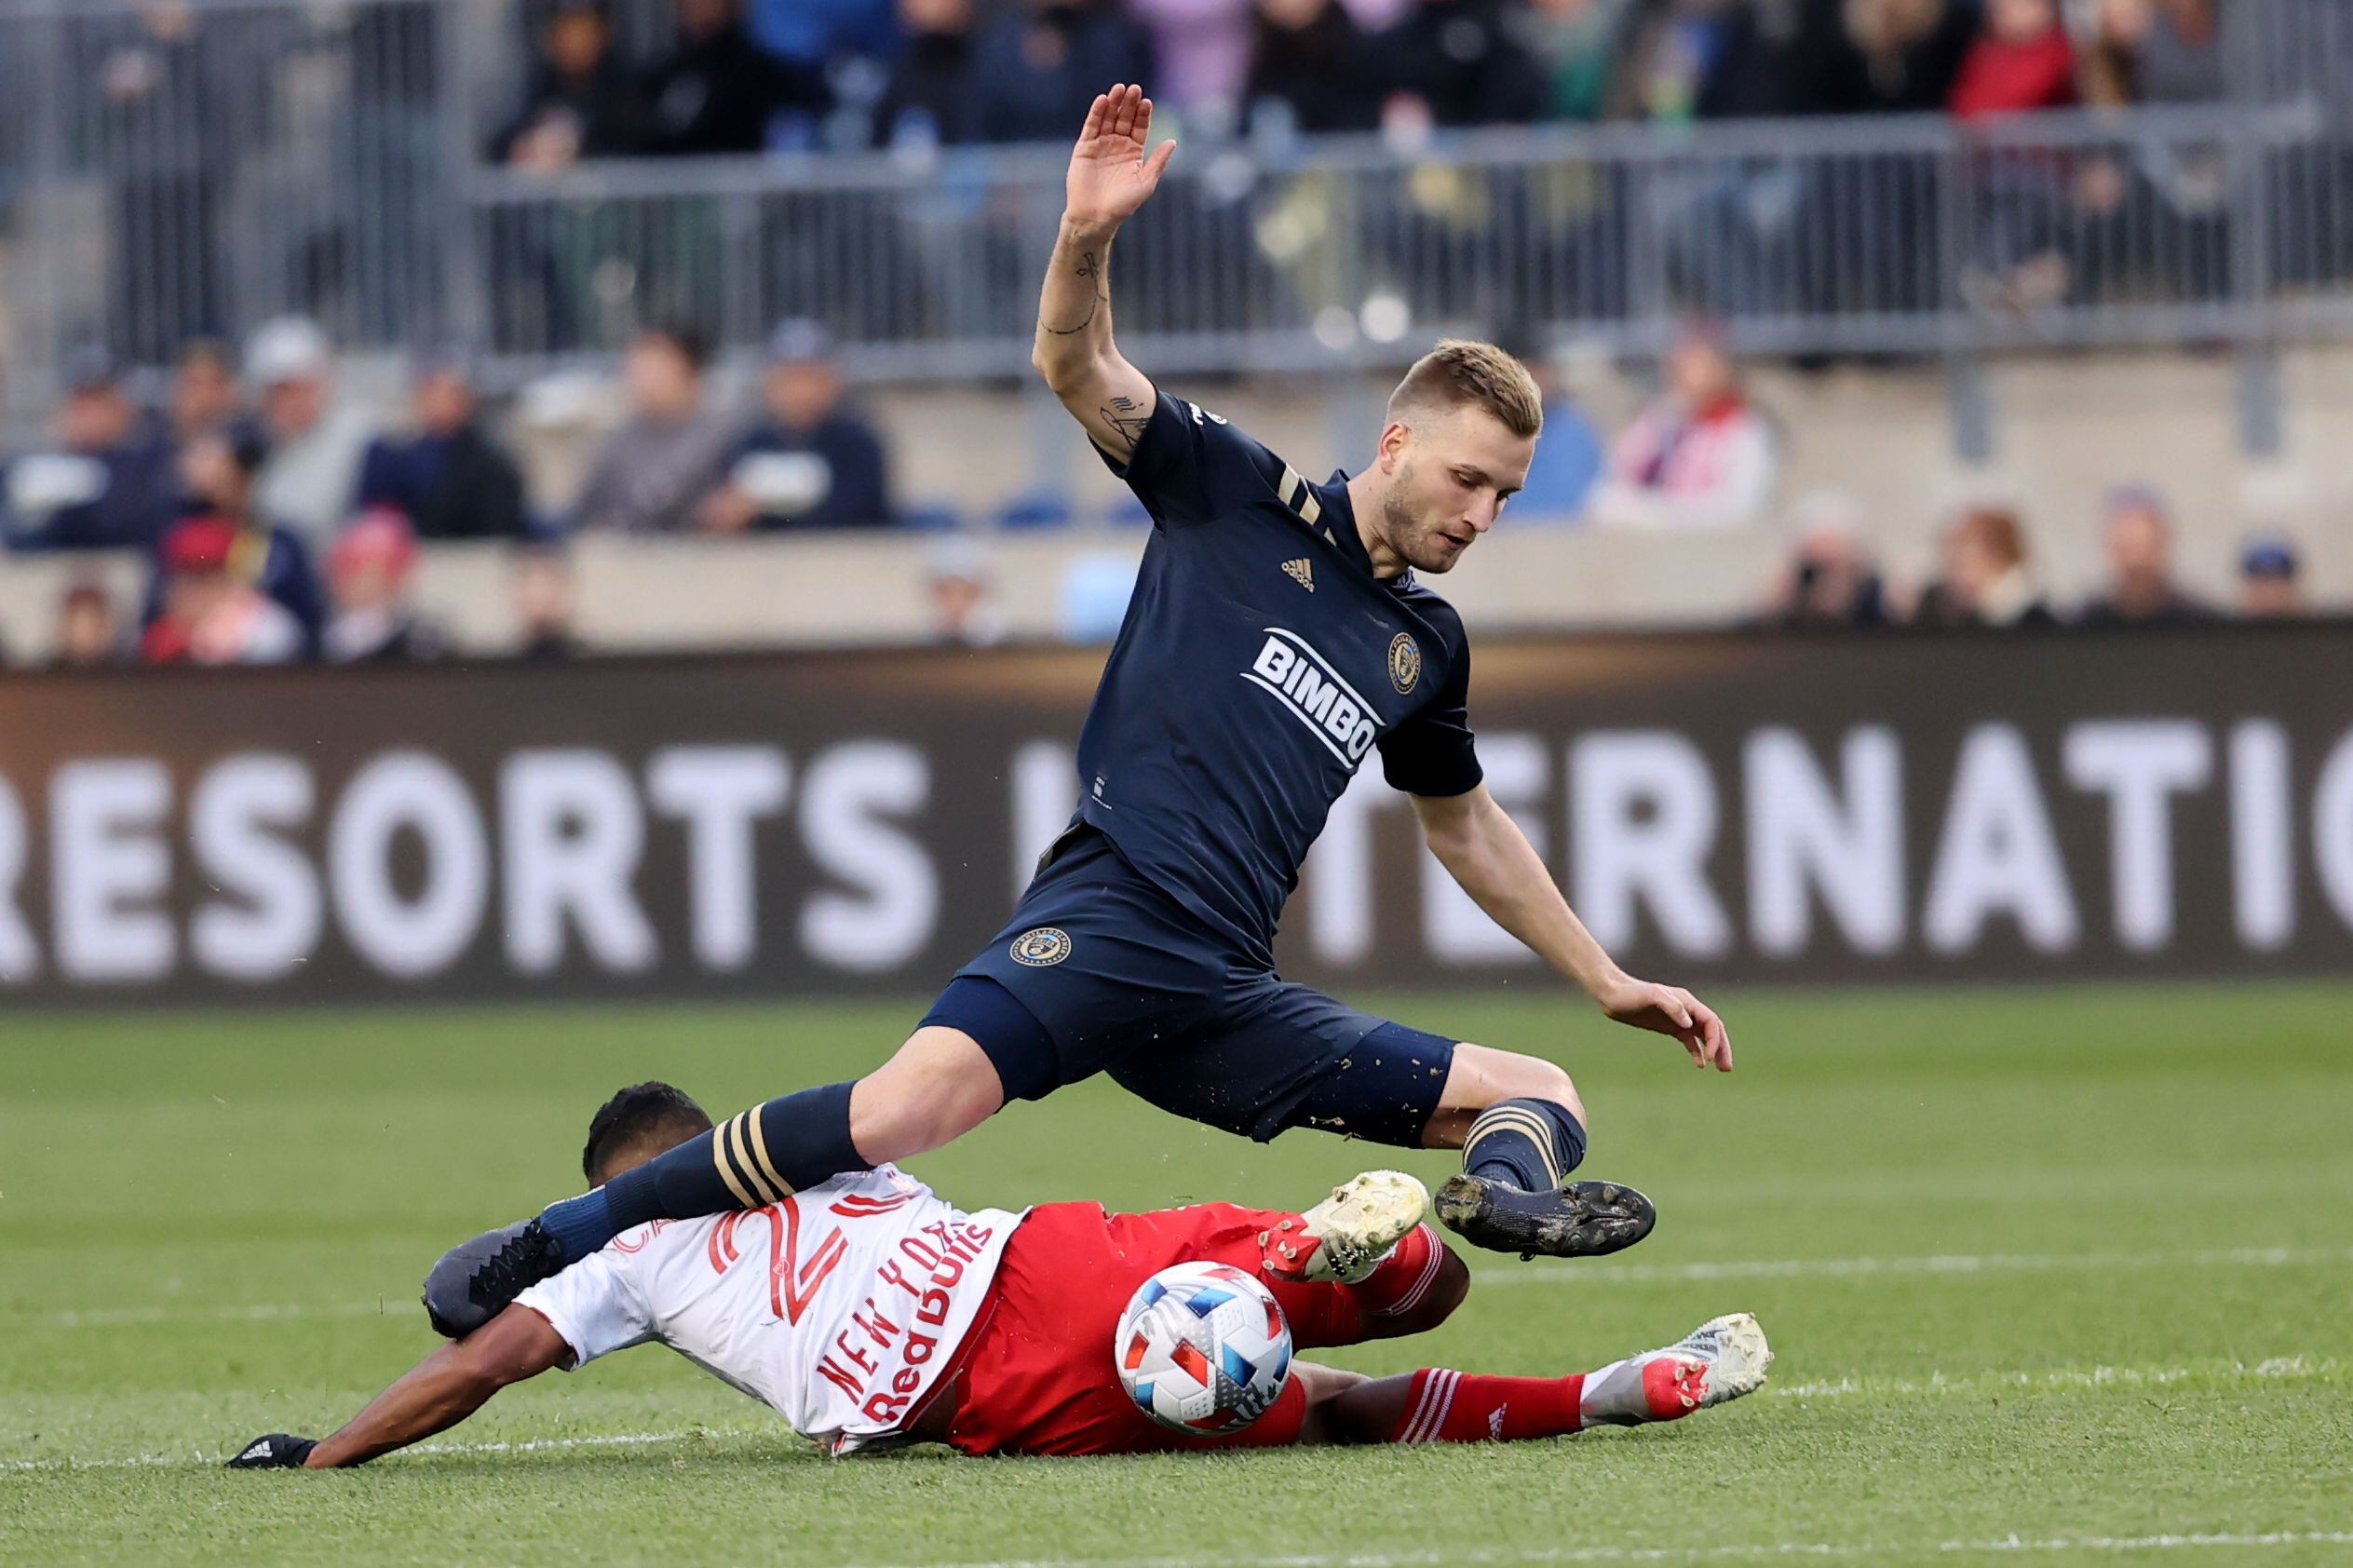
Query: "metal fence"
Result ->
[[3, 0, 2352, 425]]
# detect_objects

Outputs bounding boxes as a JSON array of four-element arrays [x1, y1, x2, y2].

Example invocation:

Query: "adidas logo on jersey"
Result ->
[[1242, 629, 1383, 765], [1281, 558, 1315, 592]]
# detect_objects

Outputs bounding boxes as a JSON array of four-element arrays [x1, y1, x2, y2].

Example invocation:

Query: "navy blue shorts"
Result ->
[[920, 826, 1459, 1146]]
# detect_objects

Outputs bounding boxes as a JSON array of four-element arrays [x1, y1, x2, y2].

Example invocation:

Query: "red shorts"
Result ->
[[943, 1200, 1372, 1457]]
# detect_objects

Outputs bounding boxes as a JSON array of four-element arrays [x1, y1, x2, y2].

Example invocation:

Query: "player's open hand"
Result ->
[[1064, 84, 1176, 230], [1598, 977, 1734, 1072]]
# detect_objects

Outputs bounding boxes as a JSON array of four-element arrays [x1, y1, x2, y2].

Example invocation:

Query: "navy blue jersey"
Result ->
[[1069, 390, 1483, 967]]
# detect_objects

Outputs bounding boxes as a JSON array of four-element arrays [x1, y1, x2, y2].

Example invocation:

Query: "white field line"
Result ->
[[1471, 1244, 2353, 1289], [846, 1536, 2353, 1568], [19, 1243, 2353, 1333], [1772, 1356, 2334, 1399], [3, 1357, 2335, 1476]]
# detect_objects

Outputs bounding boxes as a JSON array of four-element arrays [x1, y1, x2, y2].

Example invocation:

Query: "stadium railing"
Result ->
[[2, 0, 2351, 424]]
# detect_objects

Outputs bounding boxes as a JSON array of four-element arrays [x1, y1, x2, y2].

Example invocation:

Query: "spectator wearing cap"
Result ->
[[1913, 503, 2055, 629], [50, 579, 128, 669], [872, 0, 985, 148], [572, 326, 737, 534], [926, 538, 1008, 646], [698, 322, 894, 533], [2237, 537, 2306, 620], [2076, 487, 2213, 626], [5, 348, 181, 551], [167, 428, 328, 650], [644, 0, 831, 156], [324, 508, 450, 663], [1586, 322, 1778, 530], [247, 316, 380, 546], [969, 0, 1154, 146], [142, 515, 307, 666], [494, 0, 649, 167], [355, 357, 534, 541]]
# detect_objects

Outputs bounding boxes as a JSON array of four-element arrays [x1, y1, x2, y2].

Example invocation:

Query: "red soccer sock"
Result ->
[[1352, 1223, 1447, 1318], [1387, 1368, 1587, 1444]]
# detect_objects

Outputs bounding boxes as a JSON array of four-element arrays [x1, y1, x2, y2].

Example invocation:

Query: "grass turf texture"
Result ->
[[3, 984, 2349, 1568]]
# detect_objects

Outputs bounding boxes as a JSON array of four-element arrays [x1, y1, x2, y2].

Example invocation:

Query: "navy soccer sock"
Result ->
[[1461, 1098, 1588, 1193], [538, 1082, 865, 1259]]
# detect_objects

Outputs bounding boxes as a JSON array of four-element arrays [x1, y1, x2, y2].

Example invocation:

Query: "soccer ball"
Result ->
[[1113, 1261, 1293, 1435]]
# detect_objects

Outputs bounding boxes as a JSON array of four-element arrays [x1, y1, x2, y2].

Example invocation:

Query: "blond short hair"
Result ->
[[1386, 340, 1544, 440]]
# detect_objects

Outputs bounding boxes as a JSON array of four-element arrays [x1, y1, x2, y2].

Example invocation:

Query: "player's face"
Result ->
[[1377, 408, 1535, 574]]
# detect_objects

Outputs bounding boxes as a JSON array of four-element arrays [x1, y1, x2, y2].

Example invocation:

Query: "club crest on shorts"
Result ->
[[1010, 926, 1073, 966], [1388, 633, 1422, 695]]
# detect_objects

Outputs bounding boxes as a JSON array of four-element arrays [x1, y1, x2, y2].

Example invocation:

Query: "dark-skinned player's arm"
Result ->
[[1411, 785, 1734, 1072], [1032, 83, 1175, 463], [224, 1306, 572, 1469]]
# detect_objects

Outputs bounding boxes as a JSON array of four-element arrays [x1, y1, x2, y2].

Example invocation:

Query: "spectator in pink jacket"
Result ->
[[1586, 323, 1778, 530]]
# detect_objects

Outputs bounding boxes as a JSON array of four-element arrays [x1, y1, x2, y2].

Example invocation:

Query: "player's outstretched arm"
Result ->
[[227, 1305, 570, 1469], [1032, 82, 1173, 462], [1412, 784, 1733, 1071]]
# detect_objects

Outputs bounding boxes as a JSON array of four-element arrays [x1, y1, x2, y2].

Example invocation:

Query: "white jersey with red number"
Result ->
[[513, 1166, 1025, 1455]]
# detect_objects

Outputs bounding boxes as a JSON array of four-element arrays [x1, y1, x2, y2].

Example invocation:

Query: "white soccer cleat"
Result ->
[[1585, 1312, 1774, 1426], [1261, 1169, 1430, 1285]]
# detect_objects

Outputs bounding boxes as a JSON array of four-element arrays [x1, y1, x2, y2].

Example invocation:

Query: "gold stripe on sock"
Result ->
[[710, 1115, 762, 1209], [1479, 1106, 1566, 1186], [1465, 1105, 1562, 1188], [725, 1113, 784, 1206], [742, 1103, 792, 1200], [706, 1106, 762, 1200]]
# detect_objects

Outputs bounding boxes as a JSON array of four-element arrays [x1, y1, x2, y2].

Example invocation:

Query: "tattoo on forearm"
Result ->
[[1043, 250, 1110, 337], [1099, 394, 1151, 453]]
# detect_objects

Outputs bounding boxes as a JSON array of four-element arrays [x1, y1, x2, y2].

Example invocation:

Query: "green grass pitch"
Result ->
[[3, 983, 2349, 1567]]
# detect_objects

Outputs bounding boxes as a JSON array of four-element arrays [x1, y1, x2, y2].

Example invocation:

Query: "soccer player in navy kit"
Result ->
[[426, 85, 1732, 1338]]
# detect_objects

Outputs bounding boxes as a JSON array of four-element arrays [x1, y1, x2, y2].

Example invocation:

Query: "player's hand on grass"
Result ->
[[1063, 83, 1175, 231], [225, 1433, 317, 1469], [1598, 977, 1733, 1072]]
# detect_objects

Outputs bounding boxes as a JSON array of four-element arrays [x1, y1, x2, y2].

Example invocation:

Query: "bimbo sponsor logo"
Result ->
[[1242, 629, 1383, 766]]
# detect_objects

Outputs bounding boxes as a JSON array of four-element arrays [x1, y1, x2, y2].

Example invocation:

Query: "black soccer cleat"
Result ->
[[1433, 1175, 1657, 1261], [421, 1217, 568, 1338]]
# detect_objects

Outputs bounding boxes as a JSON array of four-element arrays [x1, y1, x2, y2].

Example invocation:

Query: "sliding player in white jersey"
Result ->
[[228, 1083, 1769, 1468]]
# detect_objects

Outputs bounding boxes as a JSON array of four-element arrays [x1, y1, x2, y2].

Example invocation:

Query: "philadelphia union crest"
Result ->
[[1388, 633, 1421, 695], [1011, 927, 1073, 966]]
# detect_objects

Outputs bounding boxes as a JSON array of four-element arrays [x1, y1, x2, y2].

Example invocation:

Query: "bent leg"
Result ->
[[1102, 1202, 1467, 1347], [538, 1025, 1007, 1263], [1421, 1042, 1585, 1150]]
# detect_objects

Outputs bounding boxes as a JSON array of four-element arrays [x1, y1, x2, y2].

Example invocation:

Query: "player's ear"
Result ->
[[1377, 419, 1412, 470]]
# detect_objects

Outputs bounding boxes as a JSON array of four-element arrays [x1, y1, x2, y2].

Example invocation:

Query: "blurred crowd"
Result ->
[[0, 312, 897, 668], [0, 304, 2328, 672], [1762, 485, 2315, 631], [485, 0, 2223, 165]]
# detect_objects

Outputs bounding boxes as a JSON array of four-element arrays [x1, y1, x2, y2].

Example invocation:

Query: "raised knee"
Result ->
[[1471, 1045, 1584, 1130], [1528, 1060, 1585, 1128]]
